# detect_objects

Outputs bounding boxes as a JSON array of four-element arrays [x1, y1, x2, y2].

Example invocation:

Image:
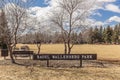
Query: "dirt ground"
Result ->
[[0, 57, 120, 80]]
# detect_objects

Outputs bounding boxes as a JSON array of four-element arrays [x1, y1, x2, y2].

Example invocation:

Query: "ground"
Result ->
[[0, 44, 120, 80], [0, 59, 120, 80]]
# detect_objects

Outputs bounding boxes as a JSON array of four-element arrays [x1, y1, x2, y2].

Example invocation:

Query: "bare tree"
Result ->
[[34, 32, 42, 54], [0, 0, 35, 63], [50, 0, 96, 54], [27, 15, 46, 54]]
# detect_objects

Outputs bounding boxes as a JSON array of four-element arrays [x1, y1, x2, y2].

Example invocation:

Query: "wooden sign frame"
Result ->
[[33, 54, 97, 67]]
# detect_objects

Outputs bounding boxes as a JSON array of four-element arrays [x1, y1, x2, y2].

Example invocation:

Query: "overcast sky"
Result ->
[[28, 0, 120, 27]]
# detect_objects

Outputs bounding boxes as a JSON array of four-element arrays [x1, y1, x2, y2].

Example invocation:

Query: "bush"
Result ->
[[20, 46, 30, 51], [1, 43, 7, 49]]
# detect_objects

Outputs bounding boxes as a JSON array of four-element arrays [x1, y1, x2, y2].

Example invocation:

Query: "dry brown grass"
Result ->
[[0, 44, 120, 80], [17, 44, 120, 60], [0, 64, 120, 80]]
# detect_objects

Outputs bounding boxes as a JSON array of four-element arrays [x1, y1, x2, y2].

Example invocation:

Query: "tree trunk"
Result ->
[[64, 42, 67, 54], [37, 46, 41, 54], [8, 46, 15, 63], [37, 43, 41, 54], [67, 38, 71, 54], [62, 32, 68, 54], [67, 13, 72, 54], [68, 44, 71, 54], [10, 51, 15, 63]]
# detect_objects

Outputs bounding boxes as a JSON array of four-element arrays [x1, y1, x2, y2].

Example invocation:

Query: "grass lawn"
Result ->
[[0, 44, 119, 80], [17, 44, 120, 60], [0, 64, 120, 80]]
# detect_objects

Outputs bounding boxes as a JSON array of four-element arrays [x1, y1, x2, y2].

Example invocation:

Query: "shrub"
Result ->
[[20, 46, 30, 51]]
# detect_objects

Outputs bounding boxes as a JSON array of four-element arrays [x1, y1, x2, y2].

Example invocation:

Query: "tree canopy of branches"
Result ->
[[50, 0, 96, 54], [0, 0, 35, 63]]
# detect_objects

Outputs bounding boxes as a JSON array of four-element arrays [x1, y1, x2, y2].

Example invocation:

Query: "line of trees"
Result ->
[[88, 24, 120, 44], [18, 24, 120, 45]]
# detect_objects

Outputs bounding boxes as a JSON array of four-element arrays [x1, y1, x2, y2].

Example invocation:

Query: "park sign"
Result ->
[[33, 54, 97, 67], [33, 54, 97, 60]]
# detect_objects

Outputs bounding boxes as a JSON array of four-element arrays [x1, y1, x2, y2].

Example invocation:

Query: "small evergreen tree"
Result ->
[[104, 26, 113, 44], [93, 27, 103, 43], [112, 25, 119, 44], [88, 27, 94, 44], [99, 26, 103, 43]]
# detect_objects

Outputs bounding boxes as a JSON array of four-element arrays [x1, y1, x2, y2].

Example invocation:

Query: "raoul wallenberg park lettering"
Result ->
[[33, 54, 97, 60]]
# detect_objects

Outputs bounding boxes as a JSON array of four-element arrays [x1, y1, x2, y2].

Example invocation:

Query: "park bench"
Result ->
[[13, 51, 34, 59]]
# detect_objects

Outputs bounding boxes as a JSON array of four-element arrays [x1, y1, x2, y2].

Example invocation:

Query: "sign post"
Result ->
[[80, 59, 82, 67], [47, 60, 49, 67]]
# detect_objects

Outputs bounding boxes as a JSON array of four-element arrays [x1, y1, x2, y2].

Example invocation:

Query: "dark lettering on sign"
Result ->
[[33, 54, 97, 60]]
